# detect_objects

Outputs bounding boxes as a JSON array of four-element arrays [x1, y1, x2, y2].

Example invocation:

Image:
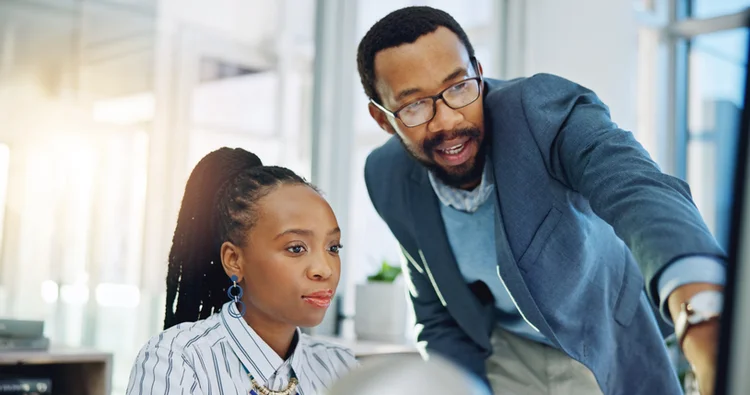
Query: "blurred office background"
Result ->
[[0, 0, 746, 393]]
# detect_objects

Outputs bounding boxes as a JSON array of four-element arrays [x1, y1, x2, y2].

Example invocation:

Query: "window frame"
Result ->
[[658, 1, 750, 177]]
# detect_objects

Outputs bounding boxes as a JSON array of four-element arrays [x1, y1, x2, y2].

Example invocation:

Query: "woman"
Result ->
[[126, 148, 357, 395]]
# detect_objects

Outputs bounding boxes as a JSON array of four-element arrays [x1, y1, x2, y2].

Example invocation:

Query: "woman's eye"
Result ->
[[287, 245, 306, 254], [329, 244, 343, 254]]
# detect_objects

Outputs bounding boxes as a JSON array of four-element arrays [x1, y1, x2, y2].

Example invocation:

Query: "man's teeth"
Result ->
[[441, 144, 464, 155]]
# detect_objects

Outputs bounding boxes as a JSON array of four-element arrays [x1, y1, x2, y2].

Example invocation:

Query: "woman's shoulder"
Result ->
[[299, 334, 358, 371], [126, 316, 226, 395], [136, 315, 225, 361]]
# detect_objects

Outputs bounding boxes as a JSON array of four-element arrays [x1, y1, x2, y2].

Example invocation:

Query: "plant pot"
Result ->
[[354, 280, 408, 343]]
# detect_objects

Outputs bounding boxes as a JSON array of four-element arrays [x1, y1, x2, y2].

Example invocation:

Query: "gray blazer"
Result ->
[[364, 74, 725, 394]]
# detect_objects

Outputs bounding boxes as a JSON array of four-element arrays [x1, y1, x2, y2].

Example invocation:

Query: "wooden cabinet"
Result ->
[[0, 347, 112, 395]]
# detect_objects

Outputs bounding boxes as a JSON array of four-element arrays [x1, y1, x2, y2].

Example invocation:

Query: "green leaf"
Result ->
[[367, 260, 402, 282]]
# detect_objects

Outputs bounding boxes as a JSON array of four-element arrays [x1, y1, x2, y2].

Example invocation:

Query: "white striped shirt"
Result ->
[[126, 301, 357, 395]]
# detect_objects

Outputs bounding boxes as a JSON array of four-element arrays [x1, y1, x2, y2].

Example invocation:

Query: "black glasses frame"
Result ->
[[370, 58, 483, 127]]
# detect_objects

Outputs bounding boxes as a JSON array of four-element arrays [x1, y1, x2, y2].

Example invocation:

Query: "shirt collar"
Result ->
[[219, 301, 305, 385], [427, 156, 495, 213]]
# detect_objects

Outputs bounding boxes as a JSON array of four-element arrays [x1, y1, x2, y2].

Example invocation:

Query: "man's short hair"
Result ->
[[356, 6, 475, 104]]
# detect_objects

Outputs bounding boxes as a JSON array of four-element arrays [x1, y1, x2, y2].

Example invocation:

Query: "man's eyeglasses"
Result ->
[[370, 65, 482, 128]]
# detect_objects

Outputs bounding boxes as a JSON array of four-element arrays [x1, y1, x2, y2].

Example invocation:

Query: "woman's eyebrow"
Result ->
[[275, 228, 313, 239], [274, 227, 340, 239]]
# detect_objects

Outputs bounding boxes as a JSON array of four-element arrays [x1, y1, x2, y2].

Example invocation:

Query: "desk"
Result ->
[[0, 347, 112, 395]]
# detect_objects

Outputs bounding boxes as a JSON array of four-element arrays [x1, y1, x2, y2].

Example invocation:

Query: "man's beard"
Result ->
[[397, 127, 486, 189]]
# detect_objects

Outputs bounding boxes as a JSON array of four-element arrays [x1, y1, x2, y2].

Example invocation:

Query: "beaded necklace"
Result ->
[[244, 368, 299, 395]]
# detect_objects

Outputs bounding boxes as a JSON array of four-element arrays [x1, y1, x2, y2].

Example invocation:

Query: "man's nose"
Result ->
[[426, 99, 462, 134]]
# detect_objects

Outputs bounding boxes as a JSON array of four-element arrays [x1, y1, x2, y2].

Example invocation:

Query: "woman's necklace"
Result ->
[[248, 371, 299, 395]]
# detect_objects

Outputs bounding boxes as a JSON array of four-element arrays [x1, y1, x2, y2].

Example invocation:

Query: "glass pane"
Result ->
[[419, 0, 494, 30], [636, 28, 661, 163], [634, 0, 655, 12], [191, 67, 278, 136], [690, 0, 750, 19], [188, 130, 282, 171], [340, 143, 406, 340], [0, 144, 10, 272], [686, 28, 748, 247]]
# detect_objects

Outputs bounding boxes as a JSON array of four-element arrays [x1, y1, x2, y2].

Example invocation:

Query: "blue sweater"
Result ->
[[439, 196, 554, 346]]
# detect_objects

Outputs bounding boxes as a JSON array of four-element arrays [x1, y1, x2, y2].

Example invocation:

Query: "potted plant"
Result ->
[[354, 260, 409, 343]]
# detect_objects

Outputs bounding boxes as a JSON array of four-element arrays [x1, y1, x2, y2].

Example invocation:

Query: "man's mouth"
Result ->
[[438, 142, 467, 156], [433, 137, 474, 166]]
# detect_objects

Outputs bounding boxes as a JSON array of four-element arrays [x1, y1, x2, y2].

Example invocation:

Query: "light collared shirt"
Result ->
[[126, 301, 357, 395], [427, 159, 495, 213], [428, 157, 726, 329]]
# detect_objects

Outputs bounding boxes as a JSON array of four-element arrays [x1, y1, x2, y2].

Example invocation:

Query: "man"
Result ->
[[358, 6, 725, 395]]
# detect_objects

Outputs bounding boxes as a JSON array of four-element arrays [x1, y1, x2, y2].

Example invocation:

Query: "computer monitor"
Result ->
[[715, 18, 750, 395]]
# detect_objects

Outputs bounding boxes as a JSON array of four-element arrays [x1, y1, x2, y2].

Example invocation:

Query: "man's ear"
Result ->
[[221, 241, 244, 282], [477, 60, 484, 77], [368, 102, 397, 135]]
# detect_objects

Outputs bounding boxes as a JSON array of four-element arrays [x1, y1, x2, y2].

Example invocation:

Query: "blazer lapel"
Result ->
[[408, 169, 492, 350], [490, 189, 559, 346], [488, 108, 560, 346]]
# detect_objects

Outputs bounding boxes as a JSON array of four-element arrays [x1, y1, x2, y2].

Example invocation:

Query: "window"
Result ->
[[0, 143, 10, 278], [637, 1, 750, 251], [689, 0, 750, 19], [634, 3, 749, 390], [686, 28, 748, 247], [0, 2, 317, 394]]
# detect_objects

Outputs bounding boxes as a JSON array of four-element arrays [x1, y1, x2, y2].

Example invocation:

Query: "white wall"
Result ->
[[519, 0, 639, 132]]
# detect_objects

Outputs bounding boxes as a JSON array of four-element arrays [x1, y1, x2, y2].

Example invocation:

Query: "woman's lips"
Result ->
[[302, 289, 333, 308], [303, 289, 333, 298], [302, 297, 331, 308]]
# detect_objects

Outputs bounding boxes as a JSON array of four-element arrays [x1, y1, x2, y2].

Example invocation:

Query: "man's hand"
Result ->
[[668, 283, 723, 395]]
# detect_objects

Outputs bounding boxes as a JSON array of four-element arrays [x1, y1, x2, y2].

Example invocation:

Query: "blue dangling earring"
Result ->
[[227, 275, 246, 318]]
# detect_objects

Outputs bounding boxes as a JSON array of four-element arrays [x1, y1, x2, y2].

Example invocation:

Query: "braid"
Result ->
[[164, 148, 311, 329]]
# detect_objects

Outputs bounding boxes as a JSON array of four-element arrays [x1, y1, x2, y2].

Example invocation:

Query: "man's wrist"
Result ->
[[670, 285, 724, 354], [656, 256, 726, 324], [682, 318, 721, 360], [667, 283, 724, 324]]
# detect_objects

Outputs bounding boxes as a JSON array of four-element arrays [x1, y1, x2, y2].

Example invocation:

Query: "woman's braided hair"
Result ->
[[163, 147, 311, 329]]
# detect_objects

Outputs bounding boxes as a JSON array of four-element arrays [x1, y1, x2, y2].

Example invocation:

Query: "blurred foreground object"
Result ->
[[325, 354, 491, 395]]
